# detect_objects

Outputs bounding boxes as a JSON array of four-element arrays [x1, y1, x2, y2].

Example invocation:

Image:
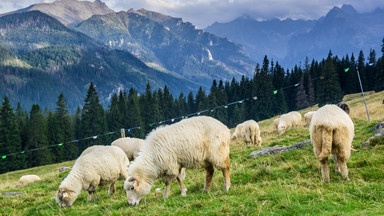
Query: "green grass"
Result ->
[[1, 93, 384, 215]]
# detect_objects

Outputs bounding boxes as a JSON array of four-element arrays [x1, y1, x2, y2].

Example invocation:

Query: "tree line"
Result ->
[[1, 41, 384, 174]]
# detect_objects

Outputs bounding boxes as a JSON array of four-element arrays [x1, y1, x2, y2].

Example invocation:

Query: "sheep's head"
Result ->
[[56, 189, 77, 207], [231, 125, 242, 141], [277, 125, 286, 134], [124, 176, 151, 206], [257, 137, 262, 146]]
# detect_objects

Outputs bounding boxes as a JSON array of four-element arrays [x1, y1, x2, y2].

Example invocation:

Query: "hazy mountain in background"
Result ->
[[74, 8, 255, 86], [206, 5, 384, 68], [0, 11, 200, 111], [0, 0, 114, 26]]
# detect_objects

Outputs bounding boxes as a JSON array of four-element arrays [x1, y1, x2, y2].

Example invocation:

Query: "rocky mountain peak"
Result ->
[[0, 0, 115, 26]]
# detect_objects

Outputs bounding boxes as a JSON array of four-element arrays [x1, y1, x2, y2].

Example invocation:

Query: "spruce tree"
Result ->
[[26, 104, 52, 167], [296, 75, 308, 109], [52, 94, 76, 161], [80, 83, 108, 152], [127, 88, 144, 138], [374, 38, 384, 91], [0, 96, 25, 173], [317, 55, 343, 106]]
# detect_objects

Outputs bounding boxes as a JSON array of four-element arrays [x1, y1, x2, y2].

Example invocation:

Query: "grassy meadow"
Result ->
[[1, 91, 383, 215]]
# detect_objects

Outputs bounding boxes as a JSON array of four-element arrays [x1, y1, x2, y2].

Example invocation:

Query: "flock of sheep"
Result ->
[[17, 102, 355, 207]]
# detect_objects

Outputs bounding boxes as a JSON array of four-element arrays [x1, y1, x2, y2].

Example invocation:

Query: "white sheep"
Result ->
[[18, 175, 41, 185], [56, 146, 129, 207], [273, 118, 280, 129], [111, 137, 187, 183], [310, 104, 354, 182], [124, 116, 231, 206], [111, 137, 144, 161], [304, 111, 316, 126], [232, 120, 262, 148], [277, 111, 302, 134], [79, 145, 105, 157]]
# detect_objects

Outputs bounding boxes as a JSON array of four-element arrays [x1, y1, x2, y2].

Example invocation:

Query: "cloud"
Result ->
[[1, 0, 384, 28]]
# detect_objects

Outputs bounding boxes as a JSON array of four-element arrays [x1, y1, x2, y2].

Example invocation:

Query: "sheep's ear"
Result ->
[[133, 181, 139, 190]]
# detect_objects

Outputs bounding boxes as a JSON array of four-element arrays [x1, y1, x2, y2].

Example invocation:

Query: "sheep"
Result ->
[[304, 111, 316, 127], [79, 145, 105, 157], [337, 102, 350, 114], [18, 175, 41, 185], [273, 118, 280, 129], [56, 146, 129, 207], [277, 111, 302, 134], [124, 116, 230, 206], [232, 120, 262, 148], [111, 137, 144, 161], [310, 104, 354, 182], [112, 137, 186, 183]]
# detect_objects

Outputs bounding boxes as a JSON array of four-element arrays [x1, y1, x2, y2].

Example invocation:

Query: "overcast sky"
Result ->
[[1, 0, 384, 28]]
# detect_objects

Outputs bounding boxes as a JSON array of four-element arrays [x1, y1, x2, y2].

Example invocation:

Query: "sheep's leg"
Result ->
[[338, 160, 349, 181], [330, 154, 340, 173], [221, 156, 231, 191], [93, 191, 99, 201], [320, 159, 330, 182], [176, 176, 187, 196], [108, 182, 115, 195], [204, 164, 214, 191], [87, 191, 92, 202], [163, 176, 175, 198]]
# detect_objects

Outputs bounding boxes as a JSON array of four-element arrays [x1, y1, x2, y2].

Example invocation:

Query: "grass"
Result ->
[[1, 91, 384, 215]]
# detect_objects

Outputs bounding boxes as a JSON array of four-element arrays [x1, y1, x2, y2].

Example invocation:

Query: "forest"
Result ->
[[0, 39, 384, 174]]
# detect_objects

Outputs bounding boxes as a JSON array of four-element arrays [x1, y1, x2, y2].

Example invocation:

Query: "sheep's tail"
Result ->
[[318, 127, 333, 161]]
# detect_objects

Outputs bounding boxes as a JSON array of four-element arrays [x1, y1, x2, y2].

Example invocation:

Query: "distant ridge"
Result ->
[[0, 0, 115, 26], [206, 4, 384, 68]]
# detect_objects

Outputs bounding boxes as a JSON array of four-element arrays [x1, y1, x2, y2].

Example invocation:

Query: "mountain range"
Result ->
[[0, 11, 201, 111], [1, 0, 383, 111], [206, 5, 384, 68], [0, 0, 254, 111]]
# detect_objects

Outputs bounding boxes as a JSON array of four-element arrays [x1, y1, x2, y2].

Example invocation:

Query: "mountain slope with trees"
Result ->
[[0, 11, 201, 111]]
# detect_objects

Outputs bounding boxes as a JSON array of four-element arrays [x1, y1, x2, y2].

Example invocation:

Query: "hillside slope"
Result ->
[[0, 91, 383, 215], [0, 11, 200, 111]]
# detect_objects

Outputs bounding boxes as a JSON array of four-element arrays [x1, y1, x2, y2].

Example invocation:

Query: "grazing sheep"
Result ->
[[112, 137, 187, 182], [277, 111, 302, 134], [80, 145, 105, 157], [124, 116, 230, 206], [310, 104, 354, 182], [56, 146, 129, 207], [273, 118, 280, 129], [232, 120, 262, 148], [337, 102, 350, 114], [18, 175, 41, 185], [111, 137, 144, 161], [304, 111, 316, 127]]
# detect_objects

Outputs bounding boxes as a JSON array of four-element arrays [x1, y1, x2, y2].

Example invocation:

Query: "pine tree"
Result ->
[[296, 75, 308, 109], [272, 62, 287, 114], [187, 92, 195, 114], [251, 58, 274, 120], [107, 93, 122, 131], [0, 96, 25, 173], [127, 88, 144, 138], [80, 83, 108, 152], [317, 55, 343, 106], [374, 38, 384, 91], [307, 73, 315, 106], [52, 94, 76, 161], [26, 104, 52, 167]]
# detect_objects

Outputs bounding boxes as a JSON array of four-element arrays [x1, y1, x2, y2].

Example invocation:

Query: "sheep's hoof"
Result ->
[[180, 190, 187, 196], [225, 185, 230, 191], [343, 177, 350, 181]]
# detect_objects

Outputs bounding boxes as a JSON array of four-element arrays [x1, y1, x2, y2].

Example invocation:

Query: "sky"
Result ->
[[1, 0, 384, 28]]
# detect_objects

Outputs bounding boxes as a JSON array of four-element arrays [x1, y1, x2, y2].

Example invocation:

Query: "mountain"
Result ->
[[0, 0, 115, 27], [206, 15, 316, 66], [0, 11, 200, 111], [74, 8, 255, 87], [206, 5, 384, 68]]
